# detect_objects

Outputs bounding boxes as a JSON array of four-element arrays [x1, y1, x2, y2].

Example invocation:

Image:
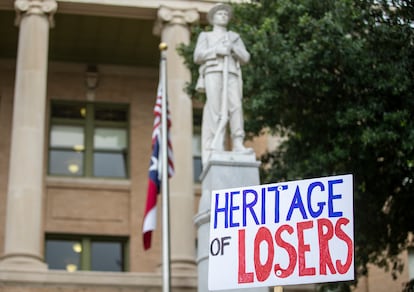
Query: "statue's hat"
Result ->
[[207, 3, 233, 25]]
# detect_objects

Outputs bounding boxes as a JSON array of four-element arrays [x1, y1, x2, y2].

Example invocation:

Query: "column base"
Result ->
[[171, 257, 196, 275], [157, 257, 196, 276], [0, 253, 48, 271]]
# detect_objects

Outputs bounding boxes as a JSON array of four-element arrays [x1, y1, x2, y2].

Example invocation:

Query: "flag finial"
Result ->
[[159, 42, 168, 51]]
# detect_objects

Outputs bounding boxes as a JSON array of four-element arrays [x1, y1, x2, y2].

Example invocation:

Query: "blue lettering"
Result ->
[[307, 181, 326, 218], [328, 179, 343, 217], [261, 188, 266, 225], [286, 186, 308, 221], [268, 184, 288, 223], [229, 191, 240, 227], [242, 189, 259, 226], [214, 192, 229, 229]]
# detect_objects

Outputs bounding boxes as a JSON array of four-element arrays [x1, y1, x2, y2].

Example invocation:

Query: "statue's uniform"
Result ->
[[194, 30, 250, 164]]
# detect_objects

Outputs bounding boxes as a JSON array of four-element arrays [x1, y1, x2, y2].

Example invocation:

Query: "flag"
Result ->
[[142, 84, 174, 250]]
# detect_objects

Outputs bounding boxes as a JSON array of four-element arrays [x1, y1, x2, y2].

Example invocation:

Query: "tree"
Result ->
[[179, 0, 414, 289]]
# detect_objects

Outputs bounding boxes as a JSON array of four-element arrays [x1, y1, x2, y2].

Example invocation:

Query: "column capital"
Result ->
[[14, 0, 58, 27], [153, 6, 199, 36]]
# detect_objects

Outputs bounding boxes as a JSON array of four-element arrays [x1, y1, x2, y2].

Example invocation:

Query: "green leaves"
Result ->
[[234, 0, 414, 288], [178, 0, 414, 288]]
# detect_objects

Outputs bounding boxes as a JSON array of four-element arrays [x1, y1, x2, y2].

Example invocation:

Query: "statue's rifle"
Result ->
[[211, 34, 229, 151]]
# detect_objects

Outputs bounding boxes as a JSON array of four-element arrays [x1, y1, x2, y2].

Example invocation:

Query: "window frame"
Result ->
[[48, 101, 130, 179], [45, 234, 129, 272]]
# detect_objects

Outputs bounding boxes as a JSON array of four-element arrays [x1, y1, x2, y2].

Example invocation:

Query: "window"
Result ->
[[45, 235, 128, 272], [193, 110, 202, 182], [48, 102, 129, 178], [46, 239, 81, 271]]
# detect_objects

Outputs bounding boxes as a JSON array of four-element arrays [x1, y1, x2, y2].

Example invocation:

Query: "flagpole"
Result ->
[[159, 42, 171, 292]]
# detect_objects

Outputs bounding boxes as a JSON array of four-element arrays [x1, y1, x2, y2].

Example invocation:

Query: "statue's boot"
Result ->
[[232, 137, 253, 154]]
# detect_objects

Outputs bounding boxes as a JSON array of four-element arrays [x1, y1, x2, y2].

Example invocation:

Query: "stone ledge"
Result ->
[[200, 151, 260, 181], [46, 176, 131, 191], [0, 269, 197, 289]]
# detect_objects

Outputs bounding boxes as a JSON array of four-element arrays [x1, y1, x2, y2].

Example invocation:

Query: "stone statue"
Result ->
[[194, 3, 252, 165]]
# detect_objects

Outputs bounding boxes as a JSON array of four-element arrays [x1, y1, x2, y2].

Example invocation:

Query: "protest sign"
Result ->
[[208, 174, 354, 290]]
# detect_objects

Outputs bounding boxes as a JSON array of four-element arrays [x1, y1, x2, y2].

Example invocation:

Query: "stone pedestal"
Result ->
[[194, 152, 268, 292]]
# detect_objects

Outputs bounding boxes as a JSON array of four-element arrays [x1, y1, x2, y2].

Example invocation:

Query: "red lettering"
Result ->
[[274, 224, 297, 278], [238, 217, 353, 284], [238, 229, 254, 283], [297, 221, 316, 276], [335, 218, 353, 274], [254, 227, 274, 282], [317, 218, 336, 275]]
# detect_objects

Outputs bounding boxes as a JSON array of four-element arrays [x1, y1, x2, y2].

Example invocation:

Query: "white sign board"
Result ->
[[208, 174, 354, 290]]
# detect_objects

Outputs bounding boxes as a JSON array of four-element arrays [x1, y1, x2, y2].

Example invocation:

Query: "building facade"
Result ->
[[0, 0, 411, 292], [0, 0, 275, 291]]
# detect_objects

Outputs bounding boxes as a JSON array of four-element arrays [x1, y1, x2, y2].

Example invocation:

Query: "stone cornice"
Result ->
[[14, 0, 58, 27], [153, 5, 199, 35]]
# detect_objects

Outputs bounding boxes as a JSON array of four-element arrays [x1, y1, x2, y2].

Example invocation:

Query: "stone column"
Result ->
[[0, 0, 57, 270], [154, 6, 199, 273]]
